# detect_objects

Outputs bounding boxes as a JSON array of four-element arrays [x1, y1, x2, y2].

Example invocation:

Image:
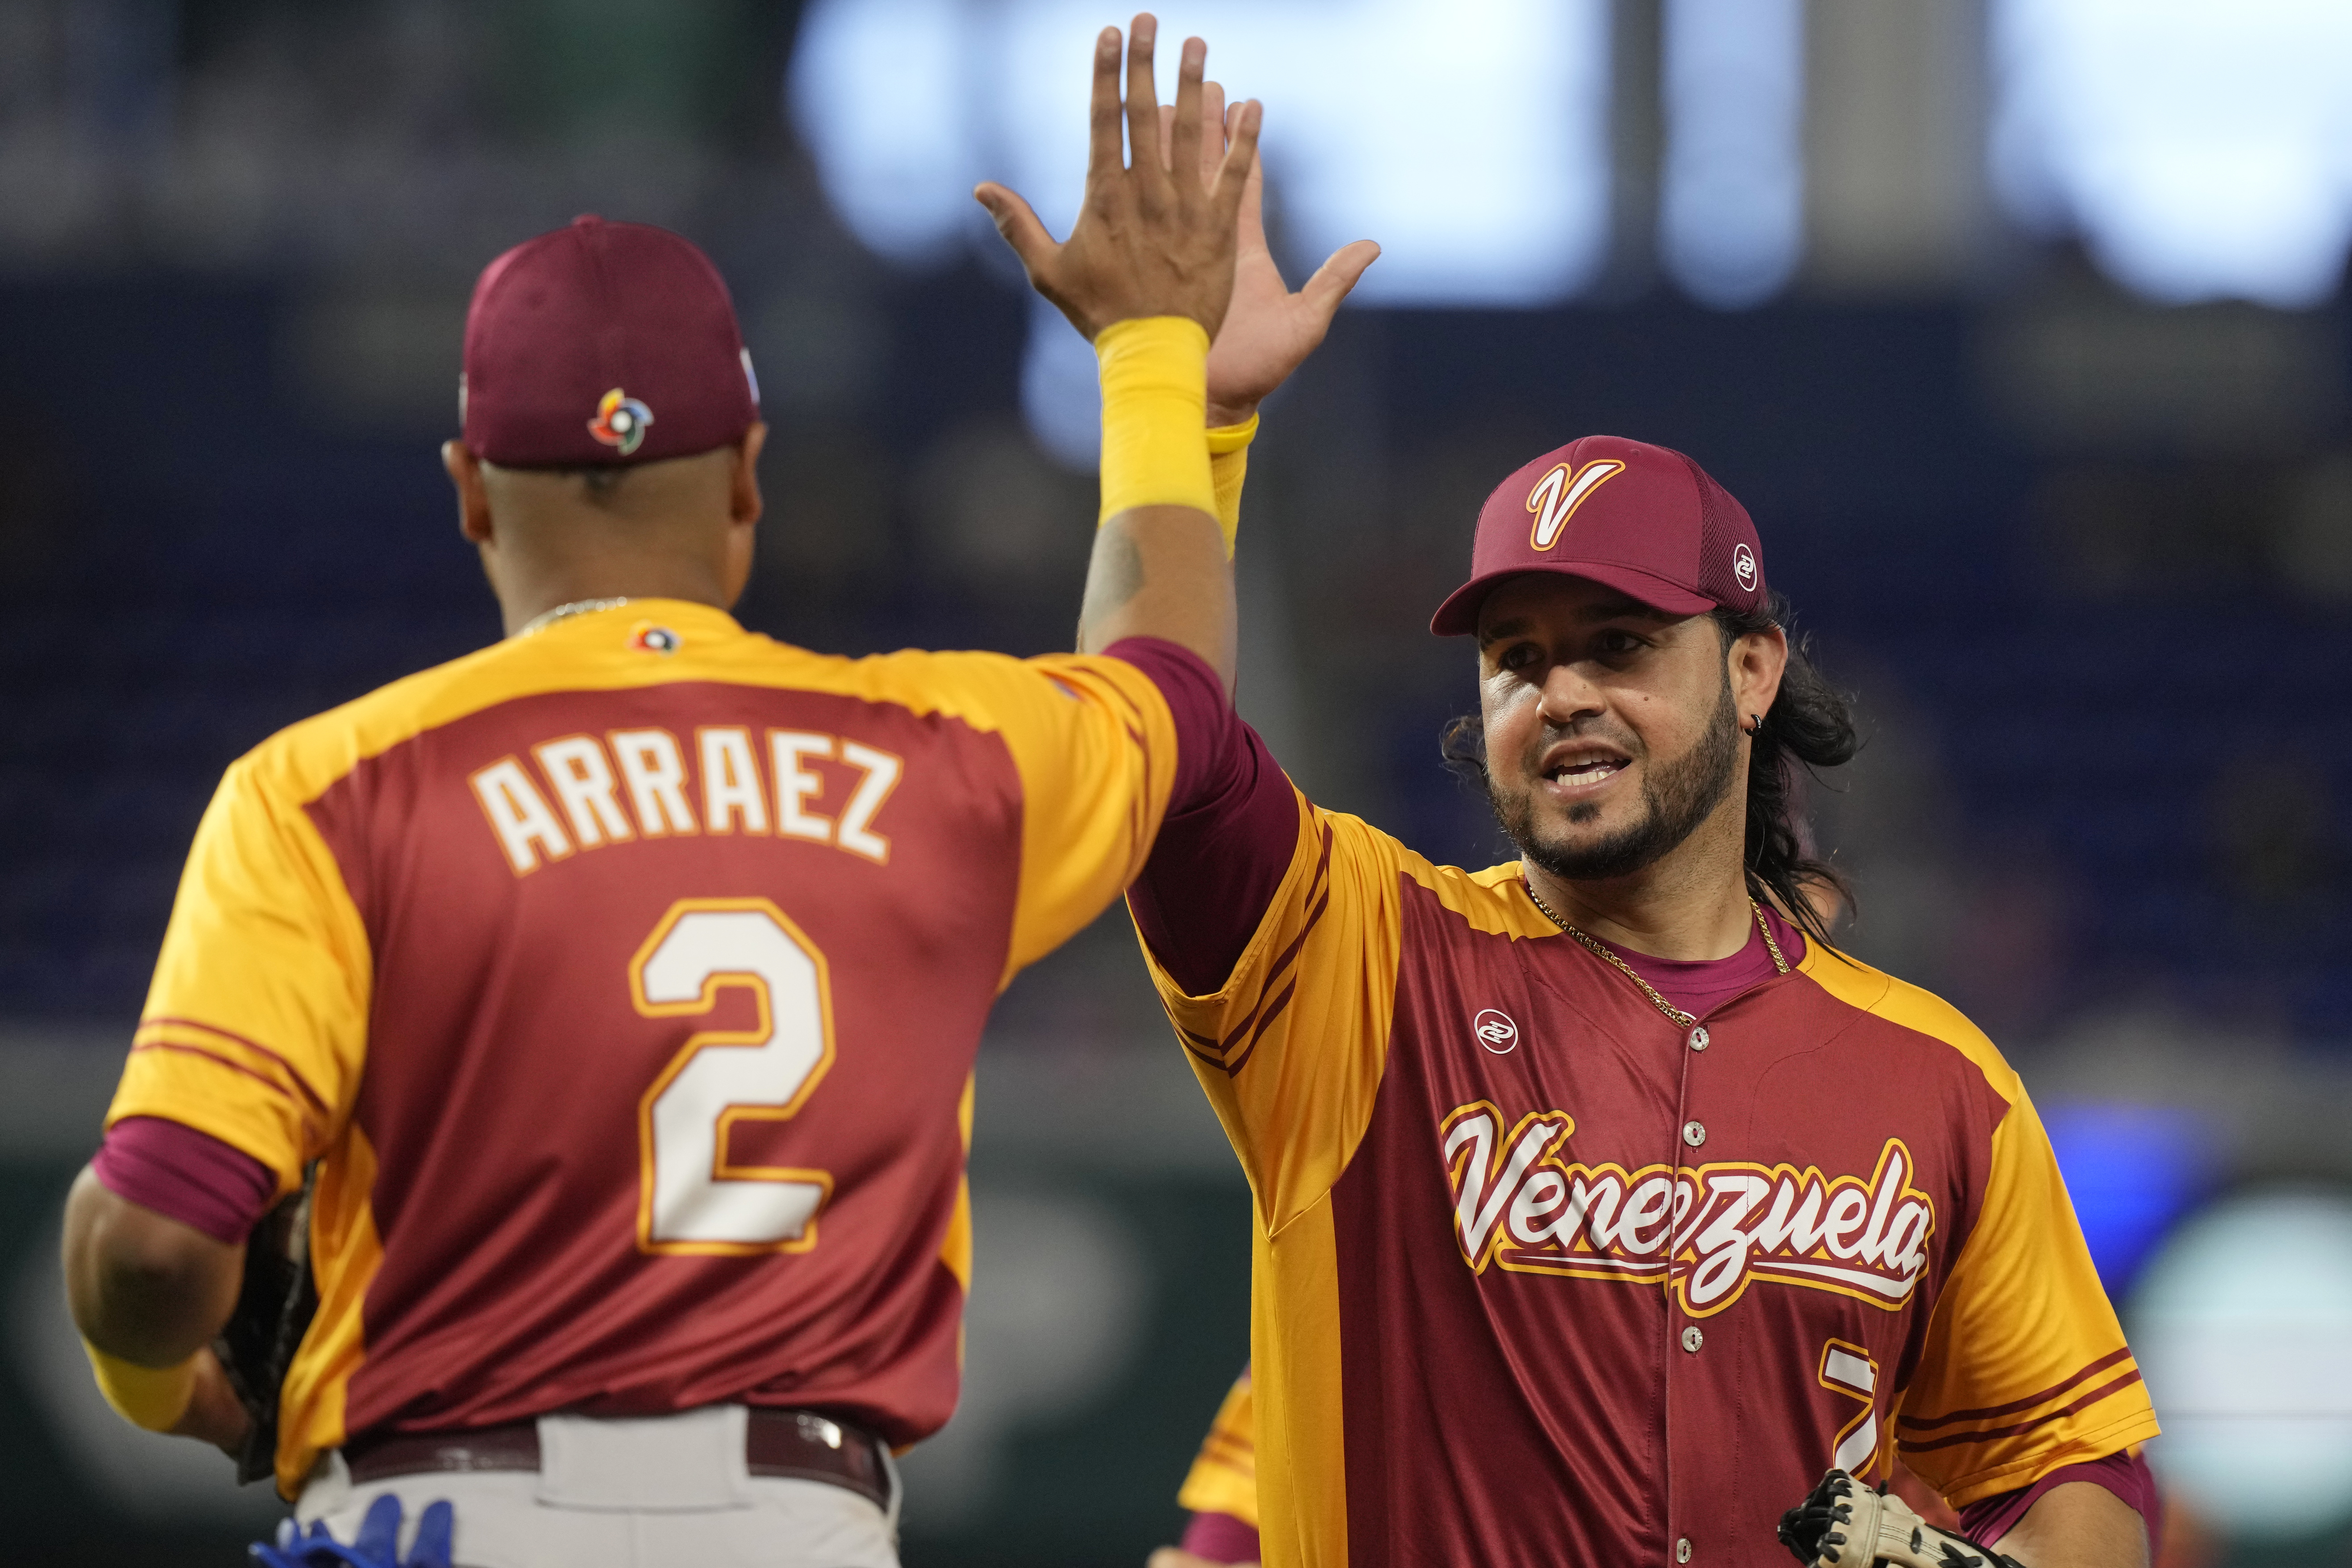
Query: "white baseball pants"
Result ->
[[293, 1406, 901, 1568]]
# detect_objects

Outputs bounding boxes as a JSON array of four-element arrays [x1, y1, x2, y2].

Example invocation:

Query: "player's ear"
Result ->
[[719, 424, 766, 611], [1730, 621, 1788, 721], [443, 441, 495, 546], [730, 422, 767, 532]]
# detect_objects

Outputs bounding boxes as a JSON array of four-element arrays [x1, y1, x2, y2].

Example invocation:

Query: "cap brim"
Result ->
[[1429, 562, 1718, 637]]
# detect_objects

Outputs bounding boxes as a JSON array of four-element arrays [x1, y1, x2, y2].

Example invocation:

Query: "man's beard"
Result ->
[[1491, 679, 1742, 884]]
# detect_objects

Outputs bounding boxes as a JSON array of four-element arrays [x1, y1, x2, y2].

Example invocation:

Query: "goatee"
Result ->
[[1491, 680, 1742, 883]]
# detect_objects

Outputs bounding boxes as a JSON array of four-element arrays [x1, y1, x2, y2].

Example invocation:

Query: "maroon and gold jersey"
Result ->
[[1141, 803, 2158, 1568], [105, 600, 1176, 1495]]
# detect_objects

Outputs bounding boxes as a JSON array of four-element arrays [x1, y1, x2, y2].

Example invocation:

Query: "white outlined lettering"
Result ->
[[535, 735, 635, 848], [1441, 1101, 1936, 1317], [610, 729, 699, 838], [479, 723, 904, 873], [471, 757, 574, 874], [770, 731, 836, 843], [698, 726, 770, 835], [835, 742, 902, 863]]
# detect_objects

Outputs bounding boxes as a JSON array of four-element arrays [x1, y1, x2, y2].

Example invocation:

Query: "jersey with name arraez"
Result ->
[[1143, 802, 2158, 1568], [106, 600, 1176, 1497]]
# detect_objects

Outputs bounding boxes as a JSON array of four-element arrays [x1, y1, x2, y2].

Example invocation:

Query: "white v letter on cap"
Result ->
[[1525, 459, 1628, 550]]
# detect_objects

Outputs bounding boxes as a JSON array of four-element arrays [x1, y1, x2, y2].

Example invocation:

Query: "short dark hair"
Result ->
[[1439, 591, 1859, 949], [560, 466, 631, 504], [484, 461, 635, 506]]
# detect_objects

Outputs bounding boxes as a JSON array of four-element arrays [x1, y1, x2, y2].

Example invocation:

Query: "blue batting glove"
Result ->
[[251, 1494, 455, 1568]]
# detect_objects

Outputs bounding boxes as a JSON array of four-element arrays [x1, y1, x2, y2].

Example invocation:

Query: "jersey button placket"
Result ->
[[1668, 1018, 1709, 1568]]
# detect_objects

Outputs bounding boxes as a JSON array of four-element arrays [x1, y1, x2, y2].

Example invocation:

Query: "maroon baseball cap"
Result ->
[[1429, 434, 1768, 635], [460, 215, 760, 468]]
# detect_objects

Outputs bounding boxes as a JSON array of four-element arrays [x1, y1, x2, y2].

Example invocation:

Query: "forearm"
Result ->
[[1081, 507, 1235, 686], [1097, 413, 1251, 685], [1989, 1481, 2149, 1568], [1080, 317, 1237, 690], [65, 1164, 254, 1448]]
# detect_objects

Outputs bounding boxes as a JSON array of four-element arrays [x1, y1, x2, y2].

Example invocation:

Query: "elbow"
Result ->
[[63, 1166, 244, 1364]]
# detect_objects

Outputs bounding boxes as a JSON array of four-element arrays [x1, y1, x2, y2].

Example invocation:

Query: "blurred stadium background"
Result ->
[[3, 0, 2352, 1563]]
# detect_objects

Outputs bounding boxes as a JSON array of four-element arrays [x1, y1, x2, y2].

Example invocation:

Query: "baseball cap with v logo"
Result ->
[[1429, 434, 1768, 635]]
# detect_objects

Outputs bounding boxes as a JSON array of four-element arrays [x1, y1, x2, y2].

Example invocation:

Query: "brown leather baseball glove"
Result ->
[[1778, 1469, 2027, 1568]]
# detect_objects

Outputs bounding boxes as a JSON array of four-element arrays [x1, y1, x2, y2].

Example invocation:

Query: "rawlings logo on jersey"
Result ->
[[1442, 1102, 1935, 1317], [1471, 1009, 1520, 1053]]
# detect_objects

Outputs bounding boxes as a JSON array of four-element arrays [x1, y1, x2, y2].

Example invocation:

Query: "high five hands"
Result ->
[[974, 13, 1379, 424], [1167, 80, 1381, 425], [976, 17, 1255, 344]]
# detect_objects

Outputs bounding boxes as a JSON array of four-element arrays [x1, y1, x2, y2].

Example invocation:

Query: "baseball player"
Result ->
[[990, 34, 2161, 1568], [1149, 1365, 2004, 1568], [58, 21, 1373, 1563]]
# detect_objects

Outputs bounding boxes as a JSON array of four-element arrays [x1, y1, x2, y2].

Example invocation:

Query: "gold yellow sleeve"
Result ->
[[1895, 1090, 2161, 1507], [82, 1342, 196, 1431], [987, 651, 1182, 984], [1135, 803, 1404, 1234], [1177, 1368, 1260, 1526], [107, 750, 372, 1191], [1095, 317, 1216, 525], [1207, 414, 1258, 558]]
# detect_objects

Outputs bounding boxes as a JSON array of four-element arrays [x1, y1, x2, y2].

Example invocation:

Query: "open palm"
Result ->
[[1169, 88, 1380, 426]]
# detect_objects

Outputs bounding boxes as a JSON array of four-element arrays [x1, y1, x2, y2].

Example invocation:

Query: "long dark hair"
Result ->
[[1439, 591, 1859, 949]]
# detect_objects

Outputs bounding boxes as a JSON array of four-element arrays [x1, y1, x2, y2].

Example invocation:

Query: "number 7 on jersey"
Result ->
[[631, 899, 836, 1255]]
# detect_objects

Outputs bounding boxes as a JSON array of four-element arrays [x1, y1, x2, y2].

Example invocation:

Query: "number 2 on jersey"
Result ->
[[631, 899, 835, 1255]]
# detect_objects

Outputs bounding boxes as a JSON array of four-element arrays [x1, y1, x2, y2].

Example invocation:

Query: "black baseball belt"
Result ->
[[339, 1408, 891, 1511]]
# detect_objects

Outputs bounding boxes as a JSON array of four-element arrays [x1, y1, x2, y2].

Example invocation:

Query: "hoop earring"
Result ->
[[1746, 714, 1764, 736]]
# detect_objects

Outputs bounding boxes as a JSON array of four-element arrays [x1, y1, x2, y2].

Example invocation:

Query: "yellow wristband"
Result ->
[[83, 1340, 196, 1432], [1206, 413, 1258, 559], [1095, 317, 1217, 531]]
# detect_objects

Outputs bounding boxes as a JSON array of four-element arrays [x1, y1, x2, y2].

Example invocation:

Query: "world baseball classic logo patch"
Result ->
[[627, 622, 681, 654], [588, 387, 654, 455], [1442, 1102, 1936, 1318]]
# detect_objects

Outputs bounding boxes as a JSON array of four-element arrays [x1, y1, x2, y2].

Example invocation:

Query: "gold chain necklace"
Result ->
[[516, 596, 631, 638], [1522, 882, 1788, 1029]]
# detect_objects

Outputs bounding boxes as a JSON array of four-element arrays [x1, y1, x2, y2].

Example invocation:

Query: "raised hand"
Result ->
[[1162, 82, 1381, 426], [975, 16, 1258, 343]]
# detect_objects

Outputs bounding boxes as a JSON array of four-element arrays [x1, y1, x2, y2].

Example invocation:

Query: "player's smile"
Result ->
[[1535, 741, 1633, 800]]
